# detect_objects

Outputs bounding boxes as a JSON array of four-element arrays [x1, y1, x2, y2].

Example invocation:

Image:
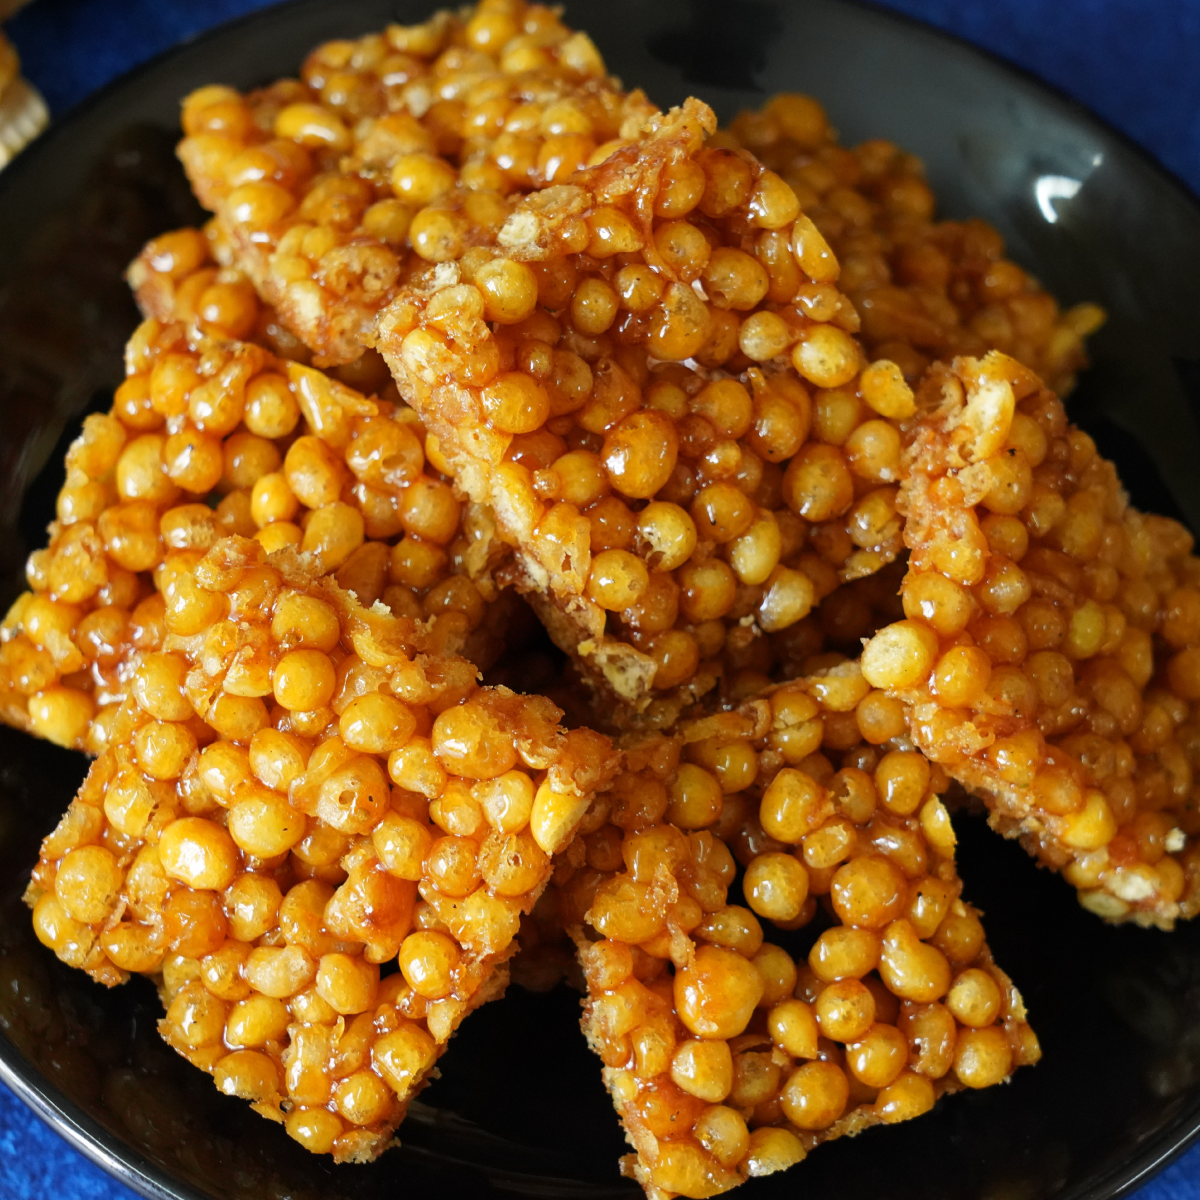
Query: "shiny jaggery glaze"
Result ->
[[375, 97, 913, 726], [509, 565, 910, 997], [133, 228, 519, 625], [174, 4, 912, 724], [555, 677, 1038, 1199], [0, 231, 505, 751], [861, 351, 1200, 927], [26, 535, 618, 1161], [730, 556, 908, 708], [177, 1, 657, 366], [130, 228, 519, 662], [171, 4, 1106, 732], [721, 95, 1105, 397], [130, 220, 323, 370]]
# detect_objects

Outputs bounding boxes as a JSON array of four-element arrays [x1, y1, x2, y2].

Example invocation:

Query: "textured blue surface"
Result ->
[[6, 0, 1200, 196], [1, 1, 1199, 1198], [875, 0, 1200, 197]]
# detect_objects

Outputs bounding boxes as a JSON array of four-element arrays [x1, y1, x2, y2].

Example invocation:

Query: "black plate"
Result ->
[[2, 1, 1200, 1198]]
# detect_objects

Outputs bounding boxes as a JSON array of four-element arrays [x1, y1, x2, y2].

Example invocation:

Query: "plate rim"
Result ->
[[0, 979, 204, 1200], [4, 0, 1200, 214], [843, 0, 1200, 208]]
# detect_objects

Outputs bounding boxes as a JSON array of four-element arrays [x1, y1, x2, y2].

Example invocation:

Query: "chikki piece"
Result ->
[[510, 562, 910, 993], [860, 351, 1200, 927], [129, 220, 325, 369], [173, 7, 915, 722], [26, 535, 619, 1161], [555, 675, 1038, 1199], [721, 94, 1105, 396], [373, 95, 919, 726], [176, 1, 658, 367], [0, 230, 504, 751], [130, 229, 518, 656]]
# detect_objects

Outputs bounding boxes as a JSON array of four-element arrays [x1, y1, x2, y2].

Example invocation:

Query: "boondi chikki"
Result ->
[[554, 678, 1037, 1198], [166, 3, 959, 727], [171, 2, 1104, 734], [183, 57, 907, 727], [27, 536, 618, 1160], [20, 0, 1200, 1194], [177, 5, 657, 366], [721, 94, 1104, 396], [0, 231, 509, 752], [131, 230, 523, 660], [860, 351, 1200, 928], [372, 94, 910, 729]]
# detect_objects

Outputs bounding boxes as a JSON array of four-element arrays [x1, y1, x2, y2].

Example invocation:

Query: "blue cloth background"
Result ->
[[2, 0, 1199, 1197]]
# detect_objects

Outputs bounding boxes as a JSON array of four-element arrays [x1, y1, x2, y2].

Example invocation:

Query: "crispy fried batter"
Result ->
[[555, 677, 1037, 1198], [27, 536, 618, 1159], [0, 230, 509, 751], [863, 351, 1200, 927]]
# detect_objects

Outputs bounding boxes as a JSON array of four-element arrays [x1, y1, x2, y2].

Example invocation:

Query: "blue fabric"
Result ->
[[7, 0, 1200, 196], [874, 0, 1200, 197], [0, 1085, 138, 1199], [1, 1, 1199, 1198]]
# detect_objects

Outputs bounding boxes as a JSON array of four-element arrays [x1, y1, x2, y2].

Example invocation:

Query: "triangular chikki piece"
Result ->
[[28, 536, 618, 1160], [861, 351, 1200, 927], [0, 229, 509, 750], [555, 675, 1037, 1198]]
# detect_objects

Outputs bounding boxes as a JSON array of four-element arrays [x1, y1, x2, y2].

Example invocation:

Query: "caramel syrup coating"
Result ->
[[173, 4, 1104, 733], [721, 93, 1105, 397], [372, 95, 913, 731], [173, 4, 917, 725], [863, 351, 1200, 927], [16, 6, 1150, 1185], [26, 535, 618, 1160], [0, 229, 510, 751], [554, 676, 1037, 1199], [177, 2, 657, 367]]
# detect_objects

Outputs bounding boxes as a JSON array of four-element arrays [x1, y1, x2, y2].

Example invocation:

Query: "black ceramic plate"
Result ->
[[2, 1, 1200, 1198]]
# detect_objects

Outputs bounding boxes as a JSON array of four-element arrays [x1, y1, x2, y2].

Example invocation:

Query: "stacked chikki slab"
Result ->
[[10, 3, 1200, 1197]]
